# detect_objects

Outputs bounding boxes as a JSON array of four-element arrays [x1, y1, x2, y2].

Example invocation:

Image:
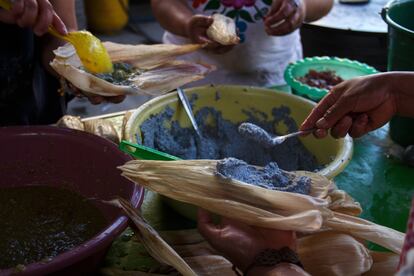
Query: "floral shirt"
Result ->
[[163, 0, 303, 87]]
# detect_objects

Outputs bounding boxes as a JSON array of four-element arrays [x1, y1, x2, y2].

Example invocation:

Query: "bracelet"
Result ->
[[243, 247, 303, 275]]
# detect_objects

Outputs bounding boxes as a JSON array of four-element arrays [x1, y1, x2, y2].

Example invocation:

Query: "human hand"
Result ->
[[0, 0, 67, 36], [197, 209, 296, 271], [67, 82, 126, 105], [300, 73, 399, 139], [264, 0, 305, 36], [185, 14, 234, 54]]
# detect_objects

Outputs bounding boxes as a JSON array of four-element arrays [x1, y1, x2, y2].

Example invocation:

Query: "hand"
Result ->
[[0, 0, 67, 36], [300, 73, 399, 139], [185, 15, 234, 54], [264, 0, 305, 36], [67, 82, 126, 105], [197, 209, 296, 271]]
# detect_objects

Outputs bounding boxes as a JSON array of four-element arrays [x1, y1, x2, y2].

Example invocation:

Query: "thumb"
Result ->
[[197, 209, 221, 242]]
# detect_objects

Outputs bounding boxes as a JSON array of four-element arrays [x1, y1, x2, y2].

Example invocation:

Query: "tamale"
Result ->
[[206, 14, 240, 46], [50, 42, 214, 97], [56, 115, 84, 131], [83, 119, 120, 144], [118, 159, 404, 254], [109, 198, 197, 276]]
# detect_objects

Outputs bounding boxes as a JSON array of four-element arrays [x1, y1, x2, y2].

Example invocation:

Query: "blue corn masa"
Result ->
[[138, 105, 319, 172], [216, 158, 311, 194]]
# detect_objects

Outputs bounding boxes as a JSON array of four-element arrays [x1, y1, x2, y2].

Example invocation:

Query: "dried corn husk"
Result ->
[[327, 189, 362, 216], [50, 42, 214, 97], [325, 212, 404, 254], [118, 159, 404, 254], [207, 14, 240, 45], [119, 159, 332, 232], [83, 119, 120, 144], [109, 198, 197, 276], [363, 252, 399, 276], [122, 111, 134, 141], [298, 231, 373, 276], [56, 115, 84, 131], [183, 255, 234, 276]]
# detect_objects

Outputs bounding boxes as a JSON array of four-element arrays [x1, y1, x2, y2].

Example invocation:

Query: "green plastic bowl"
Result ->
[[284, 57, 378, 102]]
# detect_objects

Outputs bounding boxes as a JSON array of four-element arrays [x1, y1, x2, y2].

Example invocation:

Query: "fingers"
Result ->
[[265, 0, 296, 28], [16, 0, 38, 29], [266, 10, 300, 36], [300, 90, 343, 131], [197, 209, 221, 241], [348, 114, 369, 138], [330, 115, 353, 138], [51, 11, 67, 35], [33, 0, 52, 36]]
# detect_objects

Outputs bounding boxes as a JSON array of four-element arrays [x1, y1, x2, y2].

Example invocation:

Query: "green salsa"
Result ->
[[0, 186, 107, 269], [94, 63, 141, 86]]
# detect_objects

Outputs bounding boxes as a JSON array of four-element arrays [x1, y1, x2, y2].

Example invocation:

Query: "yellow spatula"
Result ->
[[0, 0, 113, 73]]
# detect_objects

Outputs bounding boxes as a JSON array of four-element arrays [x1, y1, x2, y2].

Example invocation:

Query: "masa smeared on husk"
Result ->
[[118, 159, 405, 254], [207, 14, 240, 45], [50, 42, 215, 97]]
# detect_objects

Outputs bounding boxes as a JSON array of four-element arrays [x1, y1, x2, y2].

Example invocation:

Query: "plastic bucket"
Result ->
[[84, 0, 129, 34], [382, 0, 414, 146]]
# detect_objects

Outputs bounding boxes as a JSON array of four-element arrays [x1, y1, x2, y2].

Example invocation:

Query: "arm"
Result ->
[[303, 0, 334, 22], [151, 0, 192, 37], [300, 72, 414, 139]]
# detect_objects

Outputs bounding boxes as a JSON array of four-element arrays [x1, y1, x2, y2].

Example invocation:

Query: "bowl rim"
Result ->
[[0, 126, 144, 275], [124, 85, 353, 180], [284, 56, 378, 101]]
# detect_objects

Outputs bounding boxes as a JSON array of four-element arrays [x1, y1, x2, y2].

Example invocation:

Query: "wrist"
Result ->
[[391, 72, 414, 117]]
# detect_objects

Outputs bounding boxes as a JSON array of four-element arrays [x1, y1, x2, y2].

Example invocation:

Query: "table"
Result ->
[[301, 0, 389, 71]]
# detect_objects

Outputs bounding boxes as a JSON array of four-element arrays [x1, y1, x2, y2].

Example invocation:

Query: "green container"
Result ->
[[382, 0, 414, 146], [284, 57, 378, 102]]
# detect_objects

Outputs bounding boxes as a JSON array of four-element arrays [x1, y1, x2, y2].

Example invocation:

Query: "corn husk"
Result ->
[[207, 14, 240, 45], [118, 159, 404, 254], [56, 115, 84, 131], [83, 119, 120, 144], [298, 231, 373, 276], [363, 252, 399, 276], [108, 198, 197, 276], [327, 189, 362, 216], [50, 42, 214, 97], [183, 255, 234, 276], [119, 159, 332, 232]]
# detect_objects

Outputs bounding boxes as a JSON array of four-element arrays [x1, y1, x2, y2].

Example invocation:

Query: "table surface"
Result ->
[[308, 0, 388, 33]]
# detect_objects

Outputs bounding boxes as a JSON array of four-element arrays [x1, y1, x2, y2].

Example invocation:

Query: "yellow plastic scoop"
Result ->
[[0, 0, 113, 73]]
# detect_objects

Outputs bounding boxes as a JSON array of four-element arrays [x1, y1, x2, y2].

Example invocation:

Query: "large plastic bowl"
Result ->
[[124, 86, 353, 219], [284, 57, 378, 102], [0, 126, 144, 275]]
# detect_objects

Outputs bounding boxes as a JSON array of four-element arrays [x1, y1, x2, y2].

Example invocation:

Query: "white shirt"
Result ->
[[163, 0, 303, 87]]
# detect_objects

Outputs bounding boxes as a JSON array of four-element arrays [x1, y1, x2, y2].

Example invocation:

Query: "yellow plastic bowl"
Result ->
[[124, 86, 353, 218]]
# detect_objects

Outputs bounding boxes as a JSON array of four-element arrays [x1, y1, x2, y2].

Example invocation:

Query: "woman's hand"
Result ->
[[300, 73, 401, 139], [264, 0, 305, 36], [197, 209, 296, 271], [186, 15, 234, 54], [0, 0, 67, 36]]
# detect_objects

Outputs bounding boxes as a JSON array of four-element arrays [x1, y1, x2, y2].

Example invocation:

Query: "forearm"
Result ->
[[391, 72, 414, 118], [41, 0, 77, 75], [151, 0, 193, 37], [302, 0, 333, 22], [247, 263, 310, 276]]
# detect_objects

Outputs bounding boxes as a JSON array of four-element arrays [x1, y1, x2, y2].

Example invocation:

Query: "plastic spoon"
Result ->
[[238, 122, 314, 148], [0, 0, 113, 74]]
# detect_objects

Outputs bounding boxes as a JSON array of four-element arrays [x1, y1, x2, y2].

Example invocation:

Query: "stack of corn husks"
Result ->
[[114, 159, 403, 276]]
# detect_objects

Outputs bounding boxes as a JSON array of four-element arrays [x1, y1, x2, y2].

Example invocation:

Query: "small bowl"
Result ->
[[0, 126, 144, 275], [284, 56, 378, 102]]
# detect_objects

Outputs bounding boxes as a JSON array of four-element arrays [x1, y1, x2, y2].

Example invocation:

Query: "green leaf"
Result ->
[[262, 0, 272, 5], [239, 10, 254, 23], [226, 10, 238, 18], [204, 0, 220, 10]]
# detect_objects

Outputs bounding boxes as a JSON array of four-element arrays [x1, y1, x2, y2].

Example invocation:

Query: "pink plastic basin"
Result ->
[[0, 126, 144, 275]]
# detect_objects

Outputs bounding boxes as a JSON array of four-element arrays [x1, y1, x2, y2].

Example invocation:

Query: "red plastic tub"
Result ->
[[0, 126, 144, 275]]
